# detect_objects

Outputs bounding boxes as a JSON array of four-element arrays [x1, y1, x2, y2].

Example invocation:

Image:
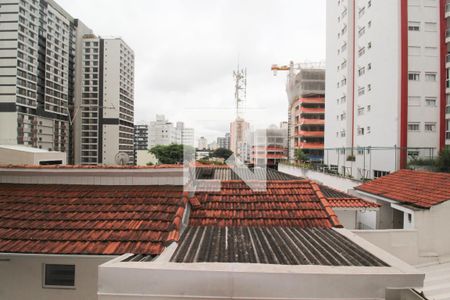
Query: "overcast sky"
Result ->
[[58, 0, 326, 143]]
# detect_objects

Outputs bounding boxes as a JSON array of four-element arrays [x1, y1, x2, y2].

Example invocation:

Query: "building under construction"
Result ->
[[273, 62, 325, 161]]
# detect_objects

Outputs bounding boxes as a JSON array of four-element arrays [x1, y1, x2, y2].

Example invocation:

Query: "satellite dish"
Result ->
[[115, 152, 130, 165]]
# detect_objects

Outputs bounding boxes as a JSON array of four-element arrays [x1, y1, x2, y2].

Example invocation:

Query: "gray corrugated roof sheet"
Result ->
[[195, 167, 301, 181], [171, 226, 388, 267]]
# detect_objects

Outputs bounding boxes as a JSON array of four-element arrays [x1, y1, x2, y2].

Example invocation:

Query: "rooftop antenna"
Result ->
[[233, 63, 247, 119]]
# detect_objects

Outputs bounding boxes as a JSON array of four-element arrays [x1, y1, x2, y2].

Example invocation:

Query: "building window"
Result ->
[[408, 72, 420, 81], [408, 21, 420, 31], [43, 264, 75, 288], [408, 123, 420, 132], [424, 22, 437, 32], [425, 122, 436, 132], [425, 72, 437, 82], [358, 87, 366, 96], [425, 97, 437, 107], [358, 67, 366, 76], [374, 170, 390, 178]]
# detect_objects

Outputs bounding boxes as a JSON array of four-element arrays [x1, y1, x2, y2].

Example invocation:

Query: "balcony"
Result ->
[[299, 118, 325, 126], [298, 107, 325, 115], [297, 142, 324, 150], [296, 130, 324, 138]]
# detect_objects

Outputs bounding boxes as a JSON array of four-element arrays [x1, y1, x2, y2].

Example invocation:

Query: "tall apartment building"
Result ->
[[0, 0, 77, 157], [197, 136, 208, 150], [217, 133, 230, 149], [134, 124, 148, 151], [249, 125, 288, 168], [230, 117, 250, 160], [176, 122, 194, 147], [148, 115, 194, 148], [445, 2, 450, 148], [286, 67, 326, 161], [74, 34, 134, 165], [325, 0, 448, 179], [73, 36, 135, 165]]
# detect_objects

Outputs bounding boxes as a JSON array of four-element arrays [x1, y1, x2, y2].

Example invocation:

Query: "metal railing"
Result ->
[[285, 146, 437, 181]]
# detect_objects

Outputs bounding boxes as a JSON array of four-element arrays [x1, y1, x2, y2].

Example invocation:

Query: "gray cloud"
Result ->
[[58, 0, 326, 141]]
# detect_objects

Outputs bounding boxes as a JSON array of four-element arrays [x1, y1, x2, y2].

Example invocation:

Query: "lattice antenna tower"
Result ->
[[233, 66, 247, 119]]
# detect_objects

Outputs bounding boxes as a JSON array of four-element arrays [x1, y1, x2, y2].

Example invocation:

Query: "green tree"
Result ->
[[210, 148, 233, 160], [149, 144, 194, 164], [436, 148, 450, 172], [295, 149, 308, 162]]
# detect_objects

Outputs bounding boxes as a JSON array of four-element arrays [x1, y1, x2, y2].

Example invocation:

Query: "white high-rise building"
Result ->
[[198, 136, 208, 150], [176, 122, 195, 147], [325, 0, 447, 179], [0, 0, 78, 159], [148, 115, 194, 148], [73, 36, 135, 165]]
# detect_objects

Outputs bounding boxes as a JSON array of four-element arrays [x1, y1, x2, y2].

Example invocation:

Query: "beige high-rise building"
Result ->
[[230, 117, 250, 160], [73, 36, 135, 165]]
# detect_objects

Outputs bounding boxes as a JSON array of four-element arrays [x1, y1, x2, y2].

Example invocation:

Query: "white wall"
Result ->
[[355, 191, 450, 264], [278, 163, 360, 192], [0, 168, 185, 185], [353, 230, 420, 266], [0, 147, 67, 165], [414, 201, 450, 261], [335, 210, 357, 229], [0, 254, 111, 300]]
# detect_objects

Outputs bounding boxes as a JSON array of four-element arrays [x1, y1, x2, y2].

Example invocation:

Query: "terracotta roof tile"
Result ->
[[0, 184, 186, 255], [0, 164, 182, 170], [189, 180, 342, 228], [355, 170, 450, 209], [319, 185, 380, 209]]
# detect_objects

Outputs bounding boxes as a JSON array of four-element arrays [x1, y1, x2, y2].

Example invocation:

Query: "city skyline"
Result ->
[[56, 0, 326, 141]]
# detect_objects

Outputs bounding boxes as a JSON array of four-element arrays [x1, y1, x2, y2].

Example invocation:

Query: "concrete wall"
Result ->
[[0, 147, 67, 165], [98, 229, 424, 300], [353, 230, 420, 266], [0, 168, 185, 185], [414, 201, 450, 261], [355, 191, 450, 264], [278, 163, 360, 192], [335, 210, 357, 229], [0, 254, 112, 300], [136, 151, 158, 166]]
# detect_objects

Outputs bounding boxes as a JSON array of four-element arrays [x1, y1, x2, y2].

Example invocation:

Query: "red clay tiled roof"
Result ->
[[0, 164, 183, 169], [189, 180, 342, 228], [319, 185, 380, 209], [355, 170, 450, 209], [0, 184, 187, 255]]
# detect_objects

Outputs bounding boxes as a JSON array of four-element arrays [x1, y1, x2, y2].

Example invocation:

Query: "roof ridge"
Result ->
[[310, 181, 343, 228], [164, 191, 189, 246]]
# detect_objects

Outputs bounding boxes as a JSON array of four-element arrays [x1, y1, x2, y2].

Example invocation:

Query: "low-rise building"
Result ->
[[0, 145, 67, 165], [99, 179, 423, 300], [0, 165, 424, 300], [354, 170, 450, 263], [0, 166, 186, 300]]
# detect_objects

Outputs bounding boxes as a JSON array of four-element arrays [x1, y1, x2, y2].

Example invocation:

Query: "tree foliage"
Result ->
[[436, 148, 450, 172], [149, 144, 194, 164], [210, 148, 233, 160], [294, 149, 308, 162]]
